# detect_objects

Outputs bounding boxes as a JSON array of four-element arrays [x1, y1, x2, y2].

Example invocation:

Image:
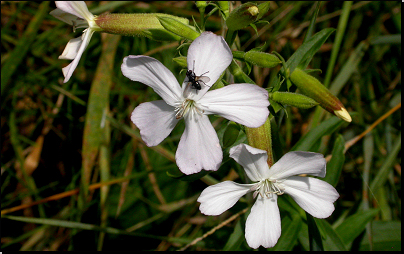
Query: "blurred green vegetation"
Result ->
[[1, 1, 401, 251]]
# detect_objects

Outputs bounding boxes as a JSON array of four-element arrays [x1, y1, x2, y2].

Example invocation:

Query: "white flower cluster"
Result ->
[[51, 2, 339, 249]]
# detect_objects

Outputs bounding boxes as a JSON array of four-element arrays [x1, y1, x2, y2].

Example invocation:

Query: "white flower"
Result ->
[[50, 1, 102, 83], [121, 32, 270, 175], [197, 143, 339, 249]]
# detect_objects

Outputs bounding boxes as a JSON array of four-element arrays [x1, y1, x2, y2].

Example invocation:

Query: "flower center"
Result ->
[[174, 99, 204, 120], [250, 179, 285, 199]]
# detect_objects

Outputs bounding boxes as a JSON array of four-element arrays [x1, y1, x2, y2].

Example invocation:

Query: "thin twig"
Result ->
[[325, 102, 401, 162], [178, 207, 249, 251]]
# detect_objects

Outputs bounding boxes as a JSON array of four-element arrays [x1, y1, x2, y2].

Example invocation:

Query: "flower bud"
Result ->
[[157, 16, 200, 40], [95, 13, 188, 41], [196, 1, 208, 12], [269, 91, 319, 109], [290, 68, 352, 122], [257, 1, 271, 20], [172, 56, 187, 68], [217, 1, 230, 18], [244, 51, 281, 68], [226, 2, 259, 31]]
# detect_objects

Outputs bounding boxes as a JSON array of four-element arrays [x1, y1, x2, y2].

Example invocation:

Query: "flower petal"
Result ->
[[131, 100, 178, 147], [245, 195, 281, 249], [229, 143, 270, 182], [198, 181, 253, 216], [59, 37, 82, 60], [55, 1, 94, 21], [185, 31, 233, 100], [121, 55, 182, 106], [49, 8, 79, 26], [61, 29, 94, 83], [176, 114, 222, 175], [283, 176, 339, 218], [199, 83, 269, 127], [268, 151, 327, 180]]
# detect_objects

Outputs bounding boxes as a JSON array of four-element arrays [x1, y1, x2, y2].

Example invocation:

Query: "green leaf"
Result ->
[[222, 122, 241, 149], [323, 134, 345, 187], [307, 213, 323, 251], [370, 34, 401, 45], [329, 41, 369, 96], [359, 221, 402, 251], [80, 34, 121, 215], [286, 28, 335, 75], [335, 208, 379, 247], [272, 215, 302, 250], [291, 116, 345, 152], [303, 2, 322, 43], [1, 1, 50, 95], [223, 218, 245, 250], [314, 217, 346, 251]]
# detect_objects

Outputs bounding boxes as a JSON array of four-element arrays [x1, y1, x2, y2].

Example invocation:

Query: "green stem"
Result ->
[[323, 1, 353, 87]]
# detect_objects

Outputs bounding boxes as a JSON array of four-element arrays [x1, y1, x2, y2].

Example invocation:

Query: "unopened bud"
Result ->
[[270, 91, 319, 109], [290, 68, 352, 122], [196, 1, 208, 12], [226, 2, 259, 31], [217, 1, 230, 18], [157, 16, 200, 40], [257, 1, 271, 20], [95, 13, 188, 41], [244, 51, 281, 68], [173, 56, 187, 68]]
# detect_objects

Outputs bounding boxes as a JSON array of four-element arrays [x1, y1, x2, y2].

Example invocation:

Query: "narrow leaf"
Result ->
[[291, 116, 345, 152], [323, 134, 345, 187], [286, 28, 335, 74]]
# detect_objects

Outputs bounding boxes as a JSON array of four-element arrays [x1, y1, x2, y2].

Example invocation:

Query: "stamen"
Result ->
[[174, 99, 204, 120], [252, 178, 284, 199]]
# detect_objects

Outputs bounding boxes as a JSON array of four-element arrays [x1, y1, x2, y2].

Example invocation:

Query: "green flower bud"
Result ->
[[172, 56, 187, 68], [196, 1, 208, 12], [157, 16, 200, 40], [94, 13, 189, 41], [290, 68, 352, 122], [257, 1, 271, 20], [226, 2, 259, 31], [244, 51, 281, 68], [217, 1, 230, 18], [269, 91, 319, 109]]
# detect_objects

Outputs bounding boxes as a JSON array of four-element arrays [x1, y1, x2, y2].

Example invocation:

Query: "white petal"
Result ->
[[199, 83, 269, 127], [121, 56, 182, 106], [229, 143, 270, 182], [61, 29, 94, 83], [268, 151, 327, 180], [245, 195, 281, 249], [59, 37, 82, 60], [49, 8, 79, 26], [131, 100, 178, 147], [197, 181, 253, 216], [283, 176, 339, 218], [55, 1, 94, 22], [176, 114, 222, 175], [185, 31, 233, 100]]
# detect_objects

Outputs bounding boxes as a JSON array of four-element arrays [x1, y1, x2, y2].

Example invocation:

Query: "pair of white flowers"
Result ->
[[121, 32, 338, 249], [52, 2, 339, 249]]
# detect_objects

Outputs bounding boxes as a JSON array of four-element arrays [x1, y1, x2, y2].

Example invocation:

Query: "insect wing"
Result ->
[[196, 75, 210, 85]]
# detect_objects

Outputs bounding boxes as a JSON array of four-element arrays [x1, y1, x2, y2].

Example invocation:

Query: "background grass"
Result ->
[[1, 1, 401, 251]]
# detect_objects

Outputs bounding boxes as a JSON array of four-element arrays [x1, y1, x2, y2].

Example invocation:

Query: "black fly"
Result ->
[[186, 61, 210, 90]]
